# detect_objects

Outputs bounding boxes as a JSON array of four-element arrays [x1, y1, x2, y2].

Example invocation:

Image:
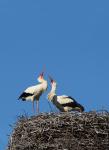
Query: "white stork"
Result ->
[[18, 72, 47, 114], [47, 76, 84, 112]]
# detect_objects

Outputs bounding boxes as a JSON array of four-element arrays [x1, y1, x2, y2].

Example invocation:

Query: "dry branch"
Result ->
[[7, 111, 109, 150]]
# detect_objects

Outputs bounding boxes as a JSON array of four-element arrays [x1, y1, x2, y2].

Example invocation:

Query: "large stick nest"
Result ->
[[7, 111, 109, 150]]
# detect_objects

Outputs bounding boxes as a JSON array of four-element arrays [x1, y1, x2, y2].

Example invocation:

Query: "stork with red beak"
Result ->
[[18, 72, 48, 114], [47, 76, 84, 112]]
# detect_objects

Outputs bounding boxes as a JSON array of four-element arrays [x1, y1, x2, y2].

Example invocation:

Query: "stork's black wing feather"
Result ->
[[62, 96, 85, 112], [18, 92, 34, 100], [61, 102, 77, 107], [67, 96, 77, 102]]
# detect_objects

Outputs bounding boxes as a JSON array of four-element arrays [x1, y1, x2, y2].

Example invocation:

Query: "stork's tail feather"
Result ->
[[18, 96, 26, 101], [20, 98, 26, 101], [77, 103, 85, 112]]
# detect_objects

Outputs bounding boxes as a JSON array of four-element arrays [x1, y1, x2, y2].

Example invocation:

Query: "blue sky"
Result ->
[[0, 0, 109, 149]]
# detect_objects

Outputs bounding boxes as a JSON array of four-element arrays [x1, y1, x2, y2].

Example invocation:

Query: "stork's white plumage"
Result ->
[[47, 77, 84, 112], [18, 72, 47, 114]]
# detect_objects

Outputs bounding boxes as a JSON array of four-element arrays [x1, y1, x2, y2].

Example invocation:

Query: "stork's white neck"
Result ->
[[51, 84, 56, 93], [47, 83, 57, 101], [41, 79, 47, 83], [41, 80, 48, 90]]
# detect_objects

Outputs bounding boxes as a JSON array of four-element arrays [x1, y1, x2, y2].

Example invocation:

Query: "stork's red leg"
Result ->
[[36, 100, 39, 114], [32, 101, 35, 113]]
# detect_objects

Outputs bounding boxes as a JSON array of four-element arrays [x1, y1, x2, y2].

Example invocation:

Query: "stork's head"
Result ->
[[49, 76, 57, 87], [37, 72, 45, 82]]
